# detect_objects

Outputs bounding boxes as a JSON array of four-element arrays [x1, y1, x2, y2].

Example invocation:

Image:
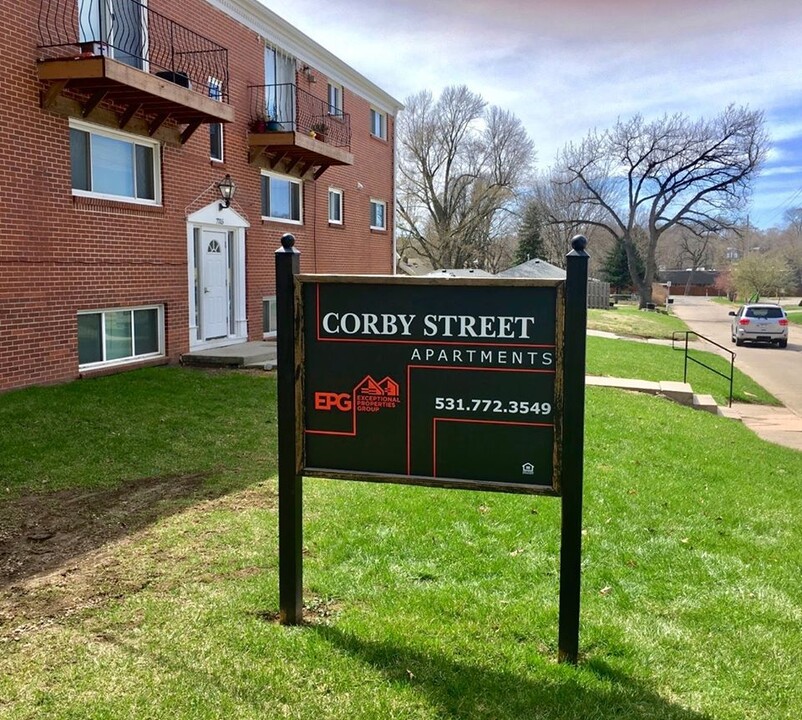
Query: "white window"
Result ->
[[69, 120, 160, 204], [209, 77, 224, 162], [328, 188, 343, 224], [263, 296, 277, 335], [78, 306, 164, 369], [328, 82, 343, 117], [370, 199, 386, 231], [261, 171, 302, 223], [370, 108, 387, 139]]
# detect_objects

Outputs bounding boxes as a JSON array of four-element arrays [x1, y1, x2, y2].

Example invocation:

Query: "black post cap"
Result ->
[[280, 233, 296, 250], [571, 235, 588, 252]]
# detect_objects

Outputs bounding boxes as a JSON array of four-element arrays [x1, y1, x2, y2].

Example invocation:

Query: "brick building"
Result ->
[[1, 0, 402, 392]]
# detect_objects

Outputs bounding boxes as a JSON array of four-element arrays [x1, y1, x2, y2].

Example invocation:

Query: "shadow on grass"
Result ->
[[0, 471, 276, 587], [0, 471, 277, 637], [315, 625, 713, 720]]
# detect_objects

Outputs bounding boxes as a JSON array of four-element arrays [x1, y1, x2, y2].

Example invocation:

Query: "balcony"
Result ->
[[248, 84, 354, 180], [37, 0, 234, 143]]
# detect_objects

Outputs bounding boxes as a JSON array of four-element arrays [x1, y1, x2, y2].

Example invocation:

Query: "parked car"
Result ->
[[729, 303, 789, 347]]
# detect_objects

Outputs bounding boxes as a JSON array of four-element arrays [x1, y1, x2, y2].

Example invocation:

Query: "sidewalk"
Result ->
[[587, 329, 802, 453]]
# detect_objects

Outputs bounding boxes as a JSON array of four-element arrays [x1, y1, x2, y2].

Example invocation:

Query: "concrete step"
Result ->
[[692, 393, 719, 414], [587, 376, 719, 415], [181, 341, 277, 369], [658, 381, 694, 406]]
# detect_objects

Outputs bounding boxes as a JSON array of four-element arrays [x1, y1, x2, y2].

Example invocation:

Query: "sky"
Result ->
[[261, 0, 802, 230]]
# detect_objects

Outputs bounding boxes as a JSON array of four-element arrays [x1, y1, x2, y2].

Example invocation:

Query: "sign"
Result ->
[[299, 277, 564, 494], [276, 233, 589, 664]]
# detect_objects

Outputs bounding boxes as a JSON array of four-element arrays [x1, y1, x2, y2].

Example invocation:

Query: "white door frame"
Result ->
[[187, 202, 250, 350]]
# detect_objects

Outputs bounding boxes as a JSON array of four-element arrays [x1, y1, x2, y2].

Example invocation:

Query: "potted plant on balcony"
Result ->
[[309, 121, 327, 142], [250, 111, 268, 133]]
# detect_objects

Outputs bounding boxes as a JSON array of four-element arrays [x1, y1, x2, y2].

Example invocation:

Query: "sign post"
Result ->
[[276, 233, 589, 660], [557, 235, 589, 664], [276, 233, 302, 624]]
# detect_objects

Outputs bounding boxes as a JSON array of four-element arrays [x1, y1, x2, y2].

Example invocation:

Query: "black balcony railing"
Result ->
[[249, 84, 351, 149], [38, 0, 229, 100]]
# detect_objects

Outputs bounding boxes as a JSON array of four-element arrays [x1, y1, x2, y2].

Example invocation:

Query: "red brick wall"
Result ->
[[0, 0, 396, 391]]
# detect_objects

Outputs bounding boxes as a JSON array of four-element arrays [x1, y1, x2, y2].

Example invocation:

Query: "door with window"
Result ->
[[264, 46, 295, 129], [200, 230, 229, 340], [79, 0, 147, 70]]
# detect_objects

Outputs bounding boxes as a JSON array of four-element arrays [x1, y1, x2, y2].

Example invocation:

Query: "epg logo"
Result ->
[[314, 392, 352, 412]]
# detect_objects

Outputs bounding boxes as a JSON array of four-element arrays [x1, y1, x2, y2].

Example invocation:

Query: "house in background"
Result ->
[[498, 258, 611, 309], [2, 0, 402, 392], [661, 270, 721, 296]]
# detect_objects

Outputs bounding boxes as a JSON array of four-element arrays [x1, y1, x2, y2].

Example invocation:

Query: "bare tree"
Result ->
[[397, 86, 535, 270], [543, 106, 768, 306], [675, 230, 714, 294], [784, 207, 802, 238], [733, 252, 794, 299]]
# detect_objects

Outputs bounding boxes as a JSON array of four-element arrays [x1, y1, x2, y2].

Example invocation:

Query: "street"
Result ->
[[670, 296, 802, 417]]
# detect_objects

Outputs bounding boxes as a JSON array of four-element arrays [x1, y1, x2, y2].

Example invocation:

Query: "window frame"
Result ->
[[263, 296, 277, 336], [209, 77, 224, 162], [328, 82, 343, 117], [260, 170, 303, 224], [77, 305, 165, 370], [370, 108, 387, 139], [69, 118, 161, 205], [328, 187, 343, 225], [370, 198, 387, 231]]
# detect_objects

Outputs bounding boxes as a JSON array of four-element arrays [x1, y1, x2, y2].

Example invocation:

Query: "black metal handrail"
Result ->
[[248, 84, 352, 149], [37, 0, 229, 101], [672, 331, 736, 407]]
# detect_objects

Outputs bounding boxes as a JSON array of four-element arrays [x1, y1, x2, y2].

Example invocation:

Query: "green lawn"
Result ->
[[1, 367, 800, 719], [588, 305, 689, 339], [786, 309, 802, 326], [586, 336, 778, 406]]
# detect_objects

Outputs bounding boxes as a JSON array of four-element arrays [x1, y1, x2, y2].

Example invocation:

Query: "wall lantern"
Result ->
[[302, 64, 317, 83], [217, 174, 236, 209]]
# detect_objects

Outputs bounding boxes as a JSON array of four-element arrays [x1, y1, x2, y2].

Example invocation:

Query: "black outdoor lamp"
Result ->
[[217, 174, 236, 209]]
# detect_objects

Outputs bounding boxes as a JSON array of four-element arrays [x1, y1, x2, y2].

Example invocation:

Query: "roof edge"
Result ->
[[206, 0, 405, 115]]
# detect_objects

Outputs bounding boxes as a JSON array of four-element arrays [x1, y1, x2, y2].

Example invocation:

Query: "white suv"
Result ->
[[730, 303, 789, 348]]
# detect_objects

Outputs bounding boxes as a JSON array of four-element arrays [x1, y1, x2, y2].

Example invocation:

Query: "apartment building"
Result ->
[[1, 0, 402, 391]]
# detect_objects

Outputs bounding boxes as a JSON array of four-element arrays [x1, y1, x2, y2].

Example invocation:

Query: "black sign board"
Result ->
[[276, 234, 589, 664], [300, 277, 564, 494]]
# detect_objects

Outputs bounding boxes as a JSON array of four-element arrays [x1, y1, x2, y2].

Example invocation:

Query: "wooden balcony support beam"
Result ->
[[180, 120, 202, 144], [82, 89, 108, 118], [149, 112, 170, 137], [41, 80, 68, 110], [119, 103, 142, 129]]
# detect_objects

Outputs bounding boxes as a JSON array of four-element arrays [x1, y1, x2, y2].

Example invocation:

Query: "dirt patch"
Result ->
[[0, 474, 278, 639]]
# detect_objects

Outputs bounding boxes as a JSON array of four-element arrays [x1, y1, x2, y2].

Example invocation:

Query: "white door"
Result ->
[[201, 230, 229, 340]]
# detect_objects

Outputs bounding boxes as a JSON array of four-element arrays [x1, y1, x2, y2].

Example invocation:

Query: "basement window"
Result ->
[[78, 306, 164, 369]]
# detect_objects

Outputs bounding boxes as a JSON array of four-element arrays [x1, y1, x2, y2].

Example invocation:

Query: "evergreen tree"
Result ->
[[513, 202, 545, 264], [600, 238, 644, 292]]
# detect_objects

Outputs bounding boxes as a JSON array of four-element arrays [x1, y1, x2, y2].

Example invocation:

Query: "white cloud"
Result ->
[[260, 0, 802, 227]]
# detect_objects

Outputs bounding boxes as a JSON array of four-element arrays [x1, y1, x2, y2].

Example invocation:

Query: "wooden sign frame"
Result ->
[[275, 234, 589, 664]]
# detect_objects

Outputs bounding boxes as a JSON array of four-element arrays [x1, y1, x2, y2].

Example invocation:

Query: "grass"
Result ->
[[0, 367, 276, 497], [786, 308, 802, 326], [1, 367, 801, 719], [0, 313, 802, 720], [588, 304, 690, 339], [586, 335, 779, 406]]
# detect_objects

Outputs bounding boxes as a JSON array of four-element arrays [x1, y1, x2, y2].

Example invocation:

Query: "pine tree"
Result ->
[[600, 238, 644, 292], [513, 202, 545, 265]]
